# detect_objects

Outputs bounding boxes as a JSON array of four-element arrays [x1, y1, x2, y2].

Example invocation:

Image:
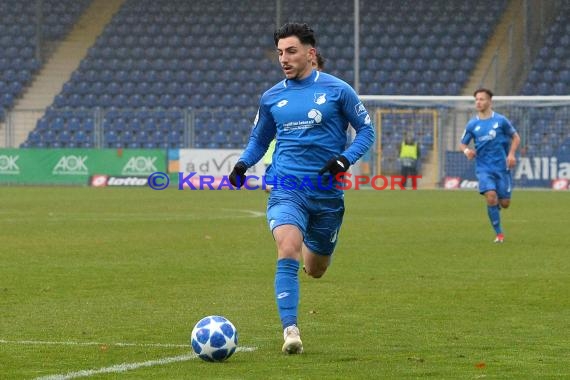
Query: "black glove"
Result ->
[[229, 161, 247, 188], [318, 155, 350, 176]]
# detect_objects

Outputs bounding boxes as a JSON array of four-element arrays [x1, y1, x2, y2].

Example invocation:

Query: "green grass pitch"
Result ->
[[1, 187, 569, 379]]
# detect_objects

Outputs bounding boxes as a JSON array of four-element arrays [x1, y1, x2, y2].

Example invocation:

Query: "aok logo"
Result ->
[[52, 155, 88, 175], [0, 155, 19, 174], [122, 156, 158, 175]]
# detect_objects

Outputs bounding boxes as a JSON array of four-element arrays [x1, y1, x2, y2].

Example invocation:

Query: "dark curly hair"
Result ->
[[274, 22, 316, 47]]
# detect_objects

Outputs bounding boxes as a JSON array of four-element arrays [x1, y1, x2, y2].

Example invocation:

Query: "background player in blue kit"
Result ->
[[459, 88, 521, 243], [229, 23, 375, 354]]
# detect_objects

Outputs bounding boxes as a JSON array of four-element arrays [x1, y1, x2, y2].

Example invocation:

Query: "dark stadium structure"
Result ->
[[0, 0, 568, 153]]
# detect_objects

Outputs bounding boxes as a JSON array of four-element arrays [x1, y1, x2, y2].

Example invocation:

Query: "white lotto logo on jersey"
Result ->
[[307, 109, 322, 123], [277, 100, 288, 107], [314, 93, 326, 105]]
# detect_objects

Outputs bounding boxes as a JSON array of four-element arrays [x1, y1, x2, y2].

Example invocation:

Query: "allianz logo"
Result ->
[[514, 156, 570, 180]]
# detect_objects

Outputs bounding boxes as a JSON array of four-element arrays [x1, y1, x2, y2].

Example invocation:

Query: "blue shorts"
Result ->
[[477, 170, 513, 199], [266, 190, 345, 256]]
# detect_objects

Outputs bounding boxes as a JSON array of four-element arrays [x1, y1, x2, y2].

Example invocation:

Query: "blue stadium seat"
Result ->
[[67, 117, 81, 132], [400, 82, 414, 94], [196, 129, 211, 144], [447, 82, 462, 95], [53, 94, 67, 108], [212, 131, 228, 145], [167, 130, 181, 145], [143, 94, 159, 108], [59, 130, 72, 144], [27, 130, 41, 144], [521, 82, 536, 95], [536, 82, 552, 94], [229, 130, 245, 146], [382, 82, 398, 95], [174, 94, 190, 108], [553, 82, 567, 95], [236, 94, 252, 108], [404, 70, 420, 83], [128, 117, 142, 131], [432, 82, 446, 95], [166, 82, 181, 95], [102, 130, 118, 148], [42, 129, 56, 144], [415, 82, 430, 95]]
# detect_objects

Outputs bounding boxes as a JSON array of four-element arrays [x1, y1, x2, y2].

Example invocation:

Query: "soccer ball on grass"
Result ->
[[190, 315, 238, 362]]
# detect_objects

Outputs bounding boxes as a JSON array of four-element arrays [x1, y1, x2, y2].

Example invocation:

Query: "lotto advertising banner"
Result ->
[[444, 152, 570, 190], [169, 149, 266, 188], [0, 149, 166, 186]]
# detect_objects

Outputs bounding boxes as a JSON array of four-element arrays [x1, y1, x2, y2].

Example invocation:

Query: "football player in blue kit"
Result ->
[[229, 23, 375, 354], [460, 88, 521, 243]]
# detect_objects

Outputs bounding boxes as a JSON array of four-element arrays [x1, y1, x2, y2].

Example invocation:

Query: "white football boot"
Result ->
[[282, 325, 303, 354]]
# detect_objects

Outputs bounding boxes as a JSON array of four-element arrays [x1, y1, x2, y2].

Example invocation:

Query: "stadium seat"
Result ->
[[553, 82, 568, 95]]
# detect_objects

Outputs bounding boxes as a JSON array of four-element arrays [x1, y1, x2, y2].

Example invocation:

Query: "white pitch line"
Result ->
[[32, 347, 256, 380], [0, 339, 188, 349], [221, 208, 266, 218], [33, 353, 196, 380]]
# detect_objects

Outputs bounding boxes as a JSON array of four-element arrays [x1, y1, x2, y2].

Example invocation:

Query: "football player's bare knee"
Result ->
[[274, 225, 303, 259], [303, 250, 330, 278], [500, 199, 511, 209], [277, 238, 302, 259], [304, 262, 327, 278], [485, 191, 498, 205]]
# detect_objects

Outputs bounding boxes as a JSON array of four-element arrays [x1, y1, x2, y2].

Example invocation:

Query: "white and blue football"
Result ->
[[190, 315, 238, 362]]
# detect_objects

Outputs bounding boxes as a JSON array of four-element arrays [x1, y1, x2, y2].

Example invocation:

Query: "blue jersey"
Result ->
[[239, 70, 375, 197], [460, 111, 517, 173]]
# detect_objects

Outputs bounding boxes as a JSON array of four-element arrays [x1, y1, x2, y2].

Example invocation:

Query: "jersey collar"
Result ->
[[477, 111, 495, 120], [283, 70, 320, 88]]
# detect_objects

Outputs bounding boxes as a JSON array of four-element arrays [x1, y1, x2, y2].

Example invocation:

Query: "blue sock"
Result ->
[[487, 204, 502, 234], [274, 258, 300, 329]]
